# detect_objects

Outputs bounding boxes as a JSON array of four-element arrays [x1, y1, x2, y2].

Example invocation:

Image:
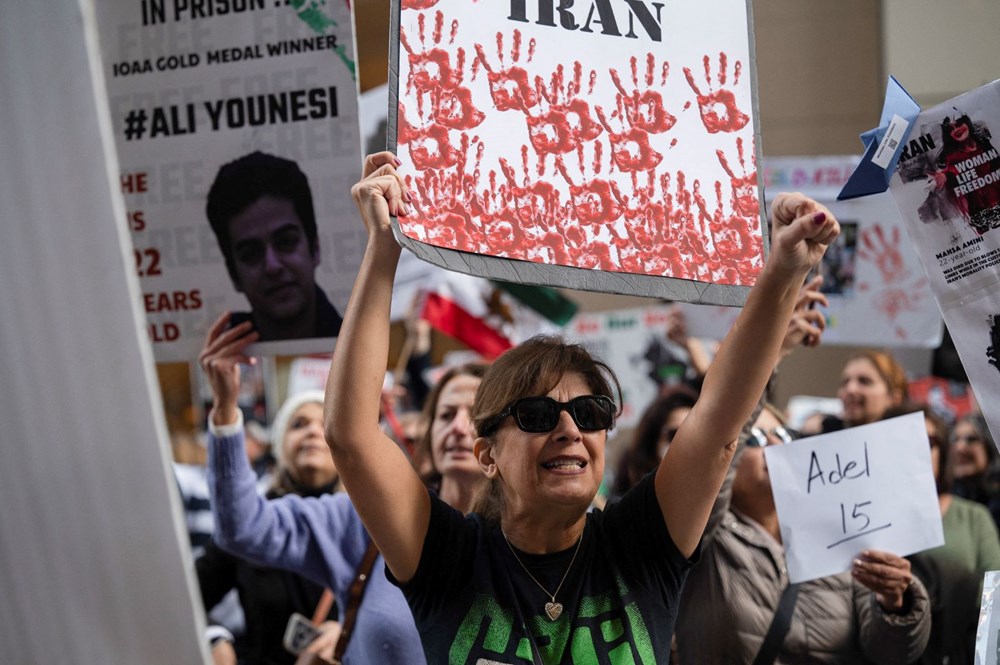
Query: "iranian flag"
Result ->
[[420, 271, 578, 359]]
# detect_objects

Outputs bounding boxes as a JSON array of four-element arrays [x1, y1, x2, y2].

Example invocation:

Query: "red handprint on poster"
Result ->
[[474, 30, 538, 112], [857, 223, 928, 339], [684, 53, 749, 134], [609, 54, 677, 134], [717, 136, 759, 218]]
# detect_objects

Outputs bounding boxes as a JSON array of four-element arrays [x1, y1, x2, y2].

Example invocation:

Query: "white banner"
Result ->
[[0, 2, 207, 661]]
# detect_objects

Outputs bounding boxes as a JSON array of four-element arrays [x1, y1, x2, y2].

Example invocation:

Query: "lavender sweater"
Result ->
[[208, 420, 426, 664]]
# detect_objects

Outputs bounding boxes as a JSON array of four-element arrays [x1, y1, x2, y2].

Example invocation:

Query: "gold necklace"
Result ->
[[501, 528, 584, 621]]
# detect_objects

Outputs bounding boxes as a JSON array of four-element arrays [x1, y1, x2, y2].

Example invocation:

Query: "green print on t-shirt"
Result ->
[[447, 577, 656, 665]]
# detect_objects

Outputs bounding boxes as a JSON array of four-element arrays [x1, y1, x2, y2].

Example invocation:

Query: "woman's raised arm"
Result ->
[[324, 153, 430, 583], [657, 193, 839, 557]]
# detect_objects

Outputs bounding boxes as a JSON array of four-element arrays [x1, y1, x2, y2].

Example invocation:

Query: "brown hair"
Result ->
[[611, 386, 699, 498], [470, 336, 622, 523], [846, 350, 909, 403], [413, 362, 488, 489]]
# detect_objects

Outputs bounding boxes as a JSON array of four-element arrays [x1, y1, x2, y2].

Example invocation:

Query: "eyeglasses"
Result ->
[[480, 395, 616, 436], [747, 425, 798, 448]]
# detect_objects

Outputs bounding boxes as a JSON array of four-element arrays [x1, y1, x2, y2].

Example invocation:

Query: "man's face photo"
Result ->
[[228, 195, 319, 324]]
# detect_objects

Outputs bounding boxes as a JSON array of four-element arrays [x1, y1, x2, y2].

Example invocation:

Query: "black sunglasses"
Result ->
[[480, 395, 616, 436]]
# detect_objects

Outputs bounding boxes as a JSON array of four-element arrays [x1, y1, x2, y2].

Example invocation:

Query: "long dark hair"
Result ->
[[611, 386, 699, 498], [939, 114, 993, 164]]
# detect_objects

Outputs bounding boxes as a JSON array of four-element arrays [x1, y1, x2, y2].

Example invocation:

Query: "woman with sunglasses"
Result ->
[[325, 152, 841, 662], [674, 403, 930, 664]]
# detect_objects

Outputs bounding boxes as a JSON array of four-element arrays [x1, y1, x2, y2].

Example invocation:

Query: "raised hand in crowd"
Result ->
[[779, 273, 828, 358], [198, 314, 258, 426]]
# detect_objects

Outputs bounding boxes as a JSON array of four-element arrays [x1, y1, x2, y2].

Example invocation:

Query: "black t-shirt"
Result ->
[[391, 472, 694, 664]]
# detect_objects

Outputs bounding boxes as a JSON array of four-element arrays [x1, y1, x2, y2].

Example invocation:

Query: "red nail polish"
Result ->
[[393, 157, 402, 167], [813, 212, 827, 225]]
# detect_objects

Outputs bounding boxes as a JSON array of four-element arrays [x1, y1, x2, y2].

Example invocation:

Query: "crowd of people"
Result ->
[[175, 152, 1000, 665]]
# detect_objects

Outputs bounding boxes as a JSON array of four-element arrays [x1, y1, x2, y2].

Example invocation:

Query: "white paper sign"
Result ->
[[765, 412, 943, 584]]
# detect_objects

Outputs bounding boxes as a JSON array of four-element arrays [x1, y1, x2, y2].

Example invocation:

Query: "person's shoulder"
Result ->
[[952, 495, 997, 524]]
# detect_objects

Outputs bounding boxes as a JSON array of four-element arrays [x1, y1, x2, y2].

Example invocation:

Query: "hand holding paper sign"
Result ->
[[765, 412, 944, 584], [851, 549, 915, 612]]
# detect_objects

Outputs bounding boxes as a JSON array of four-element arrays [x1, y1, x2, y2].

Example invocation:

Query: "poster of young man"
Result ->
[[889, 79, 1000, 448], [97, 0, 363, 361], [388, 0, 764, 305], [679, 156, 943, 347]]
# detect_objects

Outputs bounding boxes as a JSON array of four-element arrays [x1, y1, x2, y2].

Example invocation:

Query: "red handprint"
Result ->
[[498, 147, 561, 229], [397, 103, 461, 171], [608, 54, 676, 134], [696, 180, 763, 284], [522, 62, 602, 160], [555, 149, 623, 227], [683, 52, 749, 134], [858, 224, 908, 284], [400, 11, 462, 93], [595, 103, 662, 173], [856, 222, 928, 339], [716, 137, 759, 218], [432, 57, 485, 131], [474, 30, 538, 112]]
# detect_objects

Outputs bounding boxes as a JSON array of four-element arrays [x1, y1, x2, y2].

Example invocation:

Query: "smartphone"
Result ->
[[283, 612, 322, 655]]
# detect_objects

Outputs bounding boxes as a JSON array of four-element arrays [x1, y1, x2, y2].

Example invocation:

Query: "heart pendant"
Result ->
[[544, 601, 563, 621]]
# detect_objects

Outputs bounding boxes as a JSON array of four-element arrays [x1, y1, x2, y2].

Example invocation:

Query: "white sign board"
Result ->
[[765, 412, 943, 584], [391, 0, 765, 305], [96, 0, 363, 361]]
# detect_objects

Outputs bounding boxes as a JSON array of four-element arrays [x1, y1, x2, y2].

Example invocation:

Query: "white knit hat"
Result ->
[[270, 389, 326, 467]]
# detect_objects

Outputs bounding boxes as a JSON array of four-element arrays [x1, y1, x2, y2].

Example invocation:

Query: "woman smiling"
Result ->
[[325, 152, 840, 663]]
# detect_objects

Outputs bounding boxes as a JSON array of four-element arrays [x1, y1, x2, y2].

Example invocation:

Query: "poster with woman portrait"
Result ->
[[889, 79, 1000, 450], [96, 0, 363, 361], [389, 0, 764, 305]]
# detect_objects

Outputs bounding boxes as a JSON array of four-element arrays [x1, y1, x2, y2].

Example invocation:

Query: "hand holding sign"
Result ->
[[765, 412, 943, 584], [851, 549, 915, 612], [198, 311, 258, 426]]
